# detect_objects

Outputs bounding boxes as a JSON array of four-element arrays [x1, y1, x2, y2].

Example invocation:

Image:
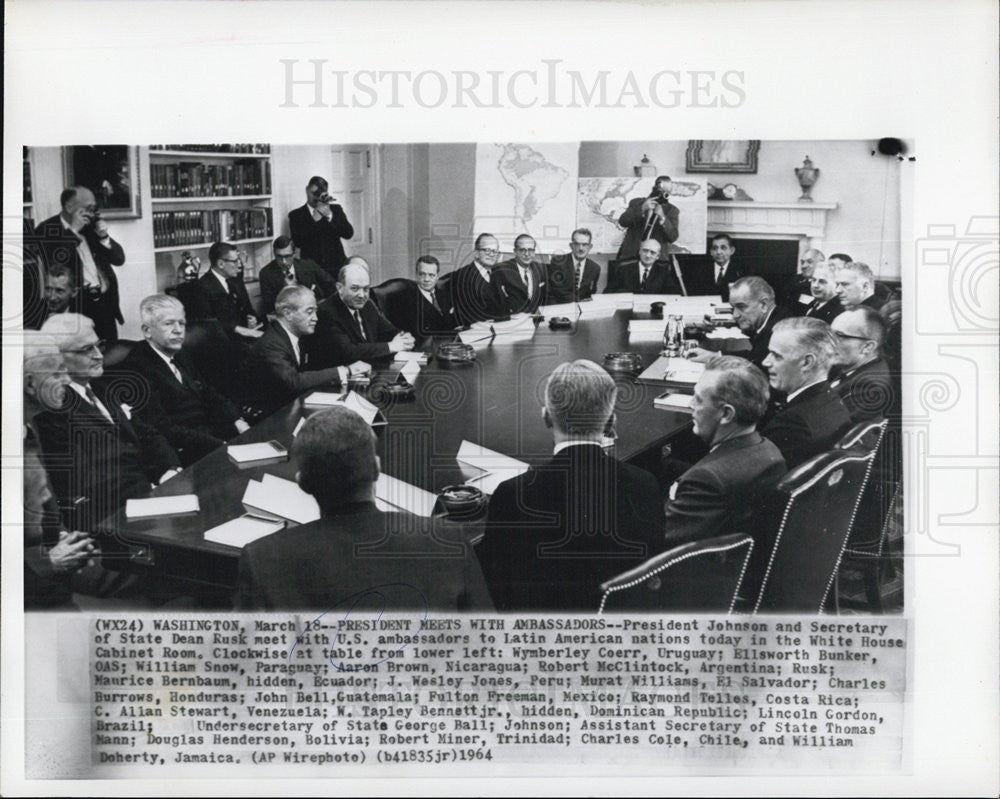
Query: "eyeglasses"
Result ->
[[833, 330, 871, 342], [64, 340, 105, 355], [477, 248, 500, 256]]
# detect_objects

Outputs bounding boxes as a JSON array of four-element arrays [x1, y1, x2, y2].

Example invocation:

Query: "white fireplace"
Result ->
[[707, 201, 839, 256]]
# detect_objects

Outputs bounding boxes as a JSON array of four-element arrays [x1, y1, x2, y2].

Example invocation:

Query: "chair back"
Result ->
[[371, 277, 416, 327], [101, 339, 140, 368], [598, 533, 754, 614], [835, 418, 887, 454], [754, 448, 875, 613], [181, 319, 239, 398]]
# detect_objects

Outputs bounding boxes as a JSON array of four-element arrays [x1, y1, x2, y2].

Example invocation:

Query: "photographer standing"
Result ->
[[34, 186, 127, 342], [287, 175, 354, 278], [616, 175, 680, 262]]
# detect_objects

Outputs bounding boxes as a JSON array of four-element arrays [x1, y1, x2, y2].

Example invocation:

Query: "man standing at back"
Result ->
[[287, 176, 354, 277], [235, 406, 492, 611], [478, 360, 665, 611], [547, 228, 601, 303]]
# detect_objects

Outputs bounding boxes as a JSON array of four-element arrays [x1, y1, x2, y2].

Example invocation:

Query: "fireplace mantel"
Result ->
[[707, 200, 838, 252]]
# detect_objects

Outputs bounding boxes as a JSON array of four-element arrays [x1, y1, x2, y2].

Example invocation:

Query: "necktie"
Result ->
[[226, 278, 243, 312], [168, 357, 183, 384], [521, 266, 532, 297], [430, 290, 442, 313], [575, 261, 583, 290], [284, 267, 296, 285], [641, 266, 650, 286], [354, 310, 367, 341], [84, 385, 113, 423]]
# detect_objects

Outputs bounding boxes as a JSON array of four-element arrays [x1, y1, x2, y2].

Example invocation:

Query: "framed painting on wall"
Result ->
[[685, 140, 761, 174], [63, 145, 141, 218]]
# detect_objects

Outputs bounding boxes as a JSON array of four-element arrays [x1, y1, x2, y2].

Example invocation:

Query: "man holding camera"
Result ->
[[34, 186, 127, 342], [287, 175, 355, 278], [616, 175, 680, 262]]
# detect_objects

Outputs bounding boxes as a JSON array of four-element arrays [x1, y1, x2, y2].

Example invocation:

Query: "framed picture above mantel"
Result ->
[[686, 140, 760, 174], [63, 145, 141, 218]]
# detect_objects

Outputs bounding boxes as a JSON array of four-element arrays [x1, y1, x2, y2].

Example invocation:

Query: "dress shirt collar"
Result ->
[[210, 269, 231, 293], [553, 439, 603, 455], [149, 342, 181, 369], [278, 319, 301, 354], [473, 261, 492, 282], [786, 378, 825, 404], [755, 306, 776, 335], [309, 204, 323, 222], [419, 287, 436, 304], [68, 381, 113, 421]]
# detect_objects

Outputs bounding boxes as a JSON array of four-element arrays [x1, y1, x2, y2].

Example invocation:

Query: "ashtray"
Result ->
[[548, 316, 572, 330], [650, 302, 666, 319], [603, 352, 643, 375], [437, 342, 477, 363], [438, 485, 488, 519]]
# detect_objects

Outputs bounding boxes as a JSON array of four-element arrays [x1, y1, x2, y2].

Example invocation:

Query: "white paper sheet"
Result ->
[[204, 515, 285, 548], [374, 474, 438, 517], [537, 302, 580, 319], [227, 442, 286, 463], [398, 361, 421, 383], [124, 494, 199, 519], [654, 393, 695, 410], [393, 350, 429, 363], [455, 440, 530, 474], [242, 474, 320, 525]]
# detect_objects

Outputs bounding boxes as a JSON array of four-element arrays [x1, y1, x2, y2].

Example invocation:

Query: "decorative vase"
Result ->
[[795, 156, 819, 201]]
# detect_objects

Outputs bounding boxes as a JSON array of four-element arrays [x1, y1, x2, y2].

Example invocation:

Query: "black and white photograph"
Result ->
[[3, 0, 997, 796]]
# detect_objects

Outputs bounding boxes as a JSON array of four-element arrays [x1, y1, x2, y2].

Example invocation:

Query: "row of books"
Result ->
[[150, 144, 270, 153], [151, 160, 272, 198], [152, 208, 273, 248]]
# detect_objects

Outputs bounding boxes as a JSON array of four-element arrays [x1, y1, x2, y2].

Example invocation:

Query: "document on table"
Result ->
[[303, 391, 382, 425], [204, 515, 285, 548], [398, 361, 421, 384], [455, 440, 530, 494], [537, 301, 580, 319], [242, 473, 320, 525], [125, 495, 199, 519], [393, 350, 429, 364], [374, 474, 438, 517], [654, 392, 695, 411], [227, 441, 288, 464]]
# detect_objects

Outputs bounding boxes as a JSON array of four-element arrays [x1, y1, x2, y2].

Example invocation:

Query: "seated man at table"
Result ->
[[451, 233, 508, 326], [314, 260, 415, 366], [492, 234, 547, 314], [478, 360, 665, 611], [830, 307, 895, 422], [249, 286, 358, 414], [761, 317, 852, 469], [393, 255, 457, 337], [187, 242, 263, 342], [664, 356, 786, 548], [604, 238, 682, 295], [800, 262, 843, 324], [34, 314, 182, 532], [234, 406, 492, 611], [36, 263, 80, 327], [835, 261, 886, 312], [546, 228, 601, 303], [120, 294, 250, 467], [257, 235, 336, 316]]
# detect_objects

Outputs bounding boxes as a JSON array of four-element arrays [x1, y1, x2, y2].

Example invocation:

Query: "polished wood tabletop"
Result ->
[[104, 310, 695, 578]]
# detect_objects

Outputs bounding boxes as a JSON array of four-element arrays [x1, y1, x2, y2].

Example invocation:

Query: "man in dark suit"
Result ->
[[616, 175, 680, 261], [835, 261, 886, 312], [830, 307, 896, 422], [546, 228, 601, 303], [729, 276, 792, 370], [799, 262, 843, 323], [664, 356, 786, 547], [451, 233, 508, 326], [313, 260, 415, 367], [33, 187, 127, 342], [604, 239, 683, 294], [120, 294, 249, 467], [478, 360, 665, 611], [492, 234, 547, 314], [681, 233, 743, 300], [187, 242, 263, 342], [34, 314, 181, 533], [235, 406, 492, 611], [392, 255, 456, 337], [257, 235, 335, 315], [287, 175, 354, 277], [761, 317, 852, 469], [249, 286, 358, 414]]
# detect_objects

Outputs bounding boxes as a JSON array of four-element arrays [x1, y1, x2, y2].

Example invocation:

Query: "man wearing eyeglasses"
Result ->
[[451, 233, 508, 326], [547, 228, 601, 303], [493, 234, 547, 314], [258, 235, 335, 316], [34, 314, 182, 533], [830, 308, 895, 422], [33, 186, 127, 343]]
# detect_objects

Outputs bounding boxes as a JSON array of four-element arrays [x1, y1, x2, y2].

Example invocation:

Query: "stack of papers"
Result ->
[[455, 440, 530, 496], [242, 473, 320, 525], [227, 441, 288, 465], [637, 356, 706, 388], [374, 474, 438, 518], [491, 315, 536, 344], [579, 294, 627, 317], [204, 515, 285, 548], [303, 391, 384, 425], [537, 302, 580, 319], [125, 495, 199, 519], [394, 351, 429, 365], [654, 393, 695, 411], [705, 327, 749, 341]]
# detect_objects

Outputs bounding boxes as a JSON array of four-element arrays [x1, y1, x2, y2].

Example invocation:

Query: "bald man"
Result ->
[[314, 259, 415, 366]]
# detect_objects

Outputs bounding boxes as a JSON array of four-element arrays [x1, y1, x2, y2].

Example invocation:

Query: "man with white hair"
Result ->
[[313, 259, 414, 366], [34, 314, 181, 532], [478, 359, 665, 611], [120, 294, 250, 466], [761, 317, 852, 468], [835, 261, 885, 311], [605, 238, 682, 294]]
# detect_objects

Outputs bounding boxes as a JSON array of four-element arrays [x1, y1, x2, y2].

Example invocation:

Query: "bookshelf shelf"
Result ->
[[154, 237, 273, 254], [150, 150, 270, 160], [152, 195, 271, 204]]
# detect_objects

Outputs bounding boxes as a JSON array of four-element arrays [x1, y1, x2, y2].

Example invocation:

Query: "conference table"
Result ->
[[102, 309, 704, 601]]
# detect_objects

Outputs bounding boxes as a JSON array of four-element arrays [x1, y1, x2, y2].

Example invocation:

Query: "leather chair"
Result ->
[[180, 319, 244, 402], [371, 277, 416, 328], [598, 533, 754, 613], [752, 447, 876, 613]]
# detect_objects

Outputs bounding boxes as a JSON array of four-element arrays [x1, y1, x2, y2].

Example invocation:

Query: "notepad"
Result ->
[[125, 494, 199, 519], [204, 515, 285, 548], [227, 440, 288, 464], [374, 474, 438, 517], [637, 356, 705, 387], [654, 392, 695, 411], [242, 474, 320, 525]]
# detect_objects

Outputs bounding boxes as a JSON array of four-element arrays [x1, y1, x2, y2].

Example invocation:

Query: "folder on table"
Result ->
[[374, 474, 438, 518], [242, 474, 320, 525], [204, 515, 285, 548], [637, 356, 705, 390], [125, 494, 199, 519], [227, 440, 288, 466]]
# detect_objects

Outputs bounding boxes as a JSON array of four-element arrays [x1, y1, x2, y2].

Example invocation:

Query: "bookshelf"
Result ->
[[149, 145, 274, 291], [23, 147, 34, 227]]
